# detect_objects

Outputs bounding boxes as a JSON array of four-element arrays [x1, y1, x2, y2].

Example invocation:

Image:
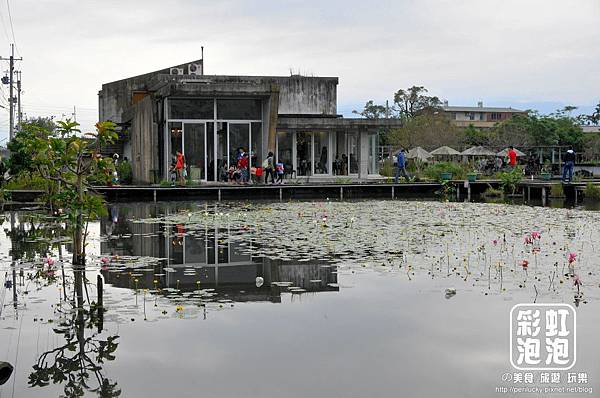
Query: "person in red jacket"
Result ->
[[175, 150, 186, 186], [507, 146, 517, 168]]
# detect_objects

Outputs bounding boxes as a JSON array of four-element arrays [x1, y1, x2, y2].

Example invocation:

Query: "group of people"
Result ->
[[170, 148, 285, 186]]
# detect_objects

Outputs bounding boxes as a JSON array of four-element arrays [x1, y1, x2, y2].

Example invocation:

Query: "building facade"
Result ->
[[99, 60, 400, 184], [442, 102, 525, 128]]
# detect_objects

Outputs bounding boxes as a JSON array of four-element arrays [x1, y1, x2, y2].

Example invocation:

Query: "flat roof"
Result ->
[[442, 106, 525, 113]]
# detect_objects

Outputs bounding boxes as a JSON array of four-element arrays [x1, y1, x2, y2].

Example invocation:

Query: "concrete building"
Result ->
[[442, 101, 525, 128], [99, 60, 401, 184]]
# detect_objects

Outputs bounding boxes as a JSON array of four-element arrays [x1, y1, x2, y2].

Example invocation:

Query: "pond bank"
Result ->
[[2, 179, 597, 204]]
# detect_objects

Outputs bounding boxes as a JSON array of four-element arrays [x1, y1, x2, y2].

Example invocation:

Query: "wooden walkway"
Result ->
[[4, 179, 599, 203]]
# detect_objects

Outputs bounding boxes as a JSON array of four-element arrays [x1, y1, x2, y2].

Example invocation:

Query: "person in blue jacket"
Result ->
[[394, 148, 410, 183]]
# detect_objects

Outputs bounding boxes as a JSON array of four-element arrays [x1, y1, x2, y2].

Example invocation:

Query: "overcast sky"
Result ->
[[1, 0, 599, 143]]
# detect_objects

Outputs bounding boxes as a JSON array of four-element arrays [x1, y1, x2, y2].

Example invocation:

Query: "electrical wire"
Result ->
[[5, 0, 19, 56], [0, 1, 11, 45]]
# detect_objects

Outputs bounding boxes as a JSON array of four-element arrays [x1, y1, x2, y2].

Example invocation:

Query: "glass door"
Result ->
[[314, 131, 329, 175], [296, 132, 311, 176], [183, 123, 206, 182], [228, 123, 250, 168]]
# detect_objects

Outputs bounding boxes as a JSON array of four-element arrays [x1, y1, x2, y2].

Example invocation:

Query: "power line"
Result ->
[[5, 0, 18, 56], [0, 2, 11, 45]]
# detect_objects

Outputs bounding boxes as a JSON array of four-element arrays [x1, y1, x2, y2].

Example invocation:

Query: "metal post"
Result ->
[[391, 186, 395, 199], [528, 186, 531, 202], [340, 186, 343, 201], [97, 274, 103, 309], [218, 189, 221, 202], [153, 189, 157, 202], [16, 71, 21, 129], [542, 187, 547, 206], [279, 187, 282, 202]]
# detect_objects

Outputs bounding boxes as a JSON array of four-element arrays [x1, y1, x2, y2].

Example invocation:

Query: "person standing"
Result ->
[[562, 148, 576, 183], [394, 148, 409, 183], [237, 149, 249, 184], [263, 151, 275, 184], [507, 146, 517, 168], [275, 161, 285, 184], [175, 150, 186, 186]]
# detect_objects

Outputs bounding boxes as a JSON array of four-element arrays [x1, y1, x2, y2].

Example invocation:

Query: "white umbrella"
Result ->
[[406, 146, 432, 162], [430, 146, 461, 156], [461, 146, 495, 156]]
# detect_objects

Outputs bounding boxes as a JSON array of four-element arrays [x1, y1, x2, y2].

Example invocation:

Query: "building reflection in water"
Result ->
[[100, 203, 338, 303]]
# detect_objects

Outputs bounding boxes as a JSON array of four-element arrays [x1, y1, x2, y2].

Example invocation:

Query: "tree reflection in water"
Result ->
[[28, 269, 121, 397], [6, 213, 121, 397]]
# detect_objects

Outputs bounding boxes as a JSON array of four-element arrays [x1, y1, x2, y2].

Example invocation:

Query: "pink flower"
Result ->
[[45, 257, 55, 266], [531, 231, 541, 240], [524, 235, 533, 245], [47, 269, 55, 277], [521, 260, 529, 268], [573, 275, 582, 286], [492, 239, 498, 246], [568, 252, 577, 264], [100, 257, 110, 264]]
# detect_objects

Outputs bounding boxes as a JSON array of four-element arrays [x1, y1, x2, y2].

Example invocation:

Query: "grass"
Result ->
[[423, 162, 467, 181], [379, 159, 395, 177], [585, 182, 600, 201], [549, 184, 565, 198], [481, 187, 504, 199]]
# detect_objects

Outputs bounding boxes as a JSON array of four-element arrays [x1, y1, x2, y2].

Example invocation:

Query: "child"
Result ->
[[169, 161, 177, 186], [275, 162, 284, 184]]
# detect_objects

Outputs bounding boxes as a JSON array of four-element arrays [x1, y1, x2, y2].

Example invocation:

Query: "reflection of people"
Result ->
[[319, 146, 328, 173], [175, 151, 186, 186], [341, 154, 349, 175], [562, 148, 576, 183]]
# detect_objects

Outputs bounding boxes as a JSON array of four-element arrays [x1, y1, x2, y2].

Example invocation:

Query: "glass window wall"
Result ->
[[217, 99, 261, 120]]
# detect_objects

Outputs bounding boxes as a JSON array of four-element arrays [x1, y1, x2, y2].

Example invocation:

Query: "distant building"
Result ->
[[581, 125, 600, 134], [98, 59, 401, 184], [441, 101, 526, 128]]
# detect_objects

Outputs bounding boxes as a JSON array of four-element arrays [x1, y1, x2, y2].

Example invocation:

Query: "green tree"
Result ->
[[388, 113, 459, 149], [18, 120, 117, 265], [393, 86, 442, 120], [352, 100, 388, 119], [461, 124, 489, 146]]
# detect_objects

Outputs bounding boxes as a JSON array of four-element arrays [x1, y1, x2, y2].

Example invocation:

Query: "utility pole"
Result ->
[[1, 44, 23, 142], [16, 70, 21, 130]]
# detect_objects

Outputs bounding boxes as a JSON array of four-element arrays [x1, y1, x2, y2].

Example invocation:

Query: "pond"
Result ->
[[0, 199, 599, 397]]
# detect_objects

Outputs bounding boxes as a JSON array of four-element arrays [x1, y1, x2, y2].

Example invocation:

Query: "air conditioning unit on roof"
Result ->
[[170, 67, 184, 75], [188, 63, 203, 75]]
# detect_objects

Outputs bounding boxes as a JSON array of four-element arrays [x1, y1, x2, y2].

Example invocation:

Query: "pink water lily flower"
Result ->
[[100, 257, 110, 264], [531, 231, 541, 240], [568, 252, 577, 264], [492, 239, 498, 246], [45, 257, 55, 266]]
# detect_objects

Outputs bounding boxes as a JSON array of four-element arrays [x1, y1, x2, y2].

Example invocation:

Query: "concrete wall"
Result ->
[[130, 96, 158, 184], [276, 76, 337, 115], [99, 72, 338, 125]]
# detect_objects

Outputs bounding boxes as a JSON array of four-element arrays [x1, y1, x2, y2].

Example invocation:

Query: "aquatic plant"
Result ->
[[585, 182, 600, 201]]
